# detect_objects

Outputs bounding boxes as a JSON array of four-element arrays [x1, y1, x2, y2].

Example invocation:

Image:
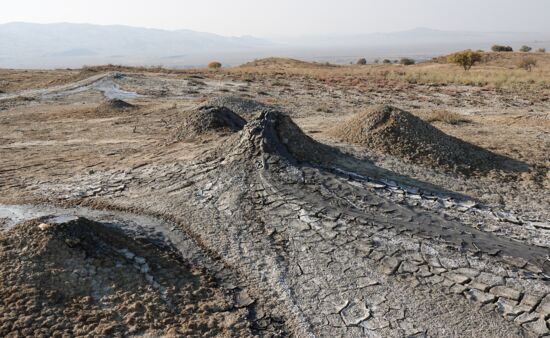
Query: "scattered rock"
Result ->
[[536, 295, 550, 316], [38, 222, 52, 231], [380, 257, 401, 275], [522, 318, 549, 336], [466, 289, 496, 304], [445, 272, 471, 285], [490, 286, 522, 301], [340, 300, 371, 326]]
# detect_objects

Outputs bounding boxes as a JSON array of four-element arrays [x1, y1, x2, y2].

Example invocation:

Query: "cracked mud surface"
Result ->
[[0, 65, 549, 337]]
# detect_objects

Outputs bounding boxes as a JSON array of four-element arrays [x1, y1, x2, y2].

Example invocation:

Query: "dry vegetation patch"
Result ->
[[230, 54, 550, 91], [0, 69, 90, 93], [424, 109, 471, 125]]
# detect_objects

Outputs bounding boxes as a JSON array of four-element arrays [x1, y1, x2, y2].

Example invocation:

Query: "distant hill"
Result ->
[[0, 22, 272, 68], [277, 27, 550, 48], [1, 23, 548, 69]]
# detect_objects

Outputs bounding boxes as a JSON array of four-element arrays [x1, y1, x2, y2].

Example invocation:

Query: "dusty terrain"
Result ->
[[0, 53, 549, 337]]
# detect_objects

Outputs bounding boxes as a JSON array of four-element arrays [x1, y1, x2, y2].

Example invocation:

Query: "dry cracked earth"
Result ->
[[0, 66, 549, 337]]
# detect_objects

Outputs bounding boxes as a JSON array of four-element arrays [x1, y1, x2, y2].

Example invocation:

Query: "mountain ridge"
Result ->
[[1, 22, 548, 69]]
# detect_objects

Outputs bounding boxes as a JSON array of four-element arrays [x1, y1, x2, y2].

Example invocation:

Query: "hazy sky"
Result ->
[[2, 0, 550, 37]]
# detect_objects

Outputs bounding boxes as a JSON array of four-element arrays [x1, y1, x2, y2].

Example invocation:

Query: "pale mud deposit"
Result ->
[[0, 66, 549, 337]]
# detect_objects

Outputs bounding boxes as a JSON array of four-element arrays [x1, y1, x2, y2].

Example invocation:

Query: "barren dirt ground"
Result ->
[[0, 57, 549, 337]]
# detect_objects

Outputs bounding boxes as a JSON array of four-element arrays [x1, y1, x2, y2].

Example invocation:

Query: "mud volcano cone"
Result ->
[[330, 105, 518, 175], [0, 217, 251, 337], [219, 110, 338, 166], [174, 105, 247, 140]]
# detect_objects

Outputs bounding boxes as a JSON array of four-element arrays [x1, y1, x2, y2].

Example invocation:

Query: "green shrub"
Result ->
[[447, 50, 483, 71], [491, 45, 513, 52], [520, 45, 532, 52], [208, 61, 222, 69], [399, 58, 415, 65], [356, 58, 367, 65], [383, 59, 392, 64]]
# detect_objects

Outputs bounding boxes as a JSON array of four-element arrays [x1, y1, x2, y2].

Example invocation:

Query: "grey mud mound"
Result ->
[[0, 217, 252, 337], [204, 95, 276, 117], [174, 105, 247, 140], [330, 105, 527, 175], [96, 98, 135, 113]]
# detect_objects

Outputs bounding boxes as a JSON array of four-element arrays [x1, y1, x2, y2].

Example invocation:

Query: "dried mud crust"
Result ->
[[193, 113, 549, 336], [0, 217, 253, 338], [173, 105, 247, 141], [329, 105, 529, 176], [2, 68, 550, 338], [85, 111, 548, 337]]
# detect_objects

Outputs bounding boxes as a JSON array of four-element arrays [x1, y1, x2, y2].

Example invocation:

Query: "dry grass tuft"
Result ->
[[425, 109, 470, 125], [230, 53, 550, 91]]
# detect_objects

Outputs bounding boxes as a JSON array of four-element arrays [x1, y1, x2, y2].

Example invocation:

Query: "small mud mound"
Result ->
[[330, 105, 527, 175], [95, 98, 134, 114], [0, 217, 251, 337], [204, 96, 276, 117], [174, 105, 247, 140]]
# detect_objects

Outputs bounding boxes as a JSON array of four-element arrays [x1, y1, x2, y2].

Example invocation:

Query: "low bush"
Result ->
[[356, 58, 367, 65], [208, 61, 222, 69], [491, 45, 513, 52], [520, 45, 532, 52], [399, 58, 415, 65], [517, 57, 537, 71], [447, 50, 482, 71]]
